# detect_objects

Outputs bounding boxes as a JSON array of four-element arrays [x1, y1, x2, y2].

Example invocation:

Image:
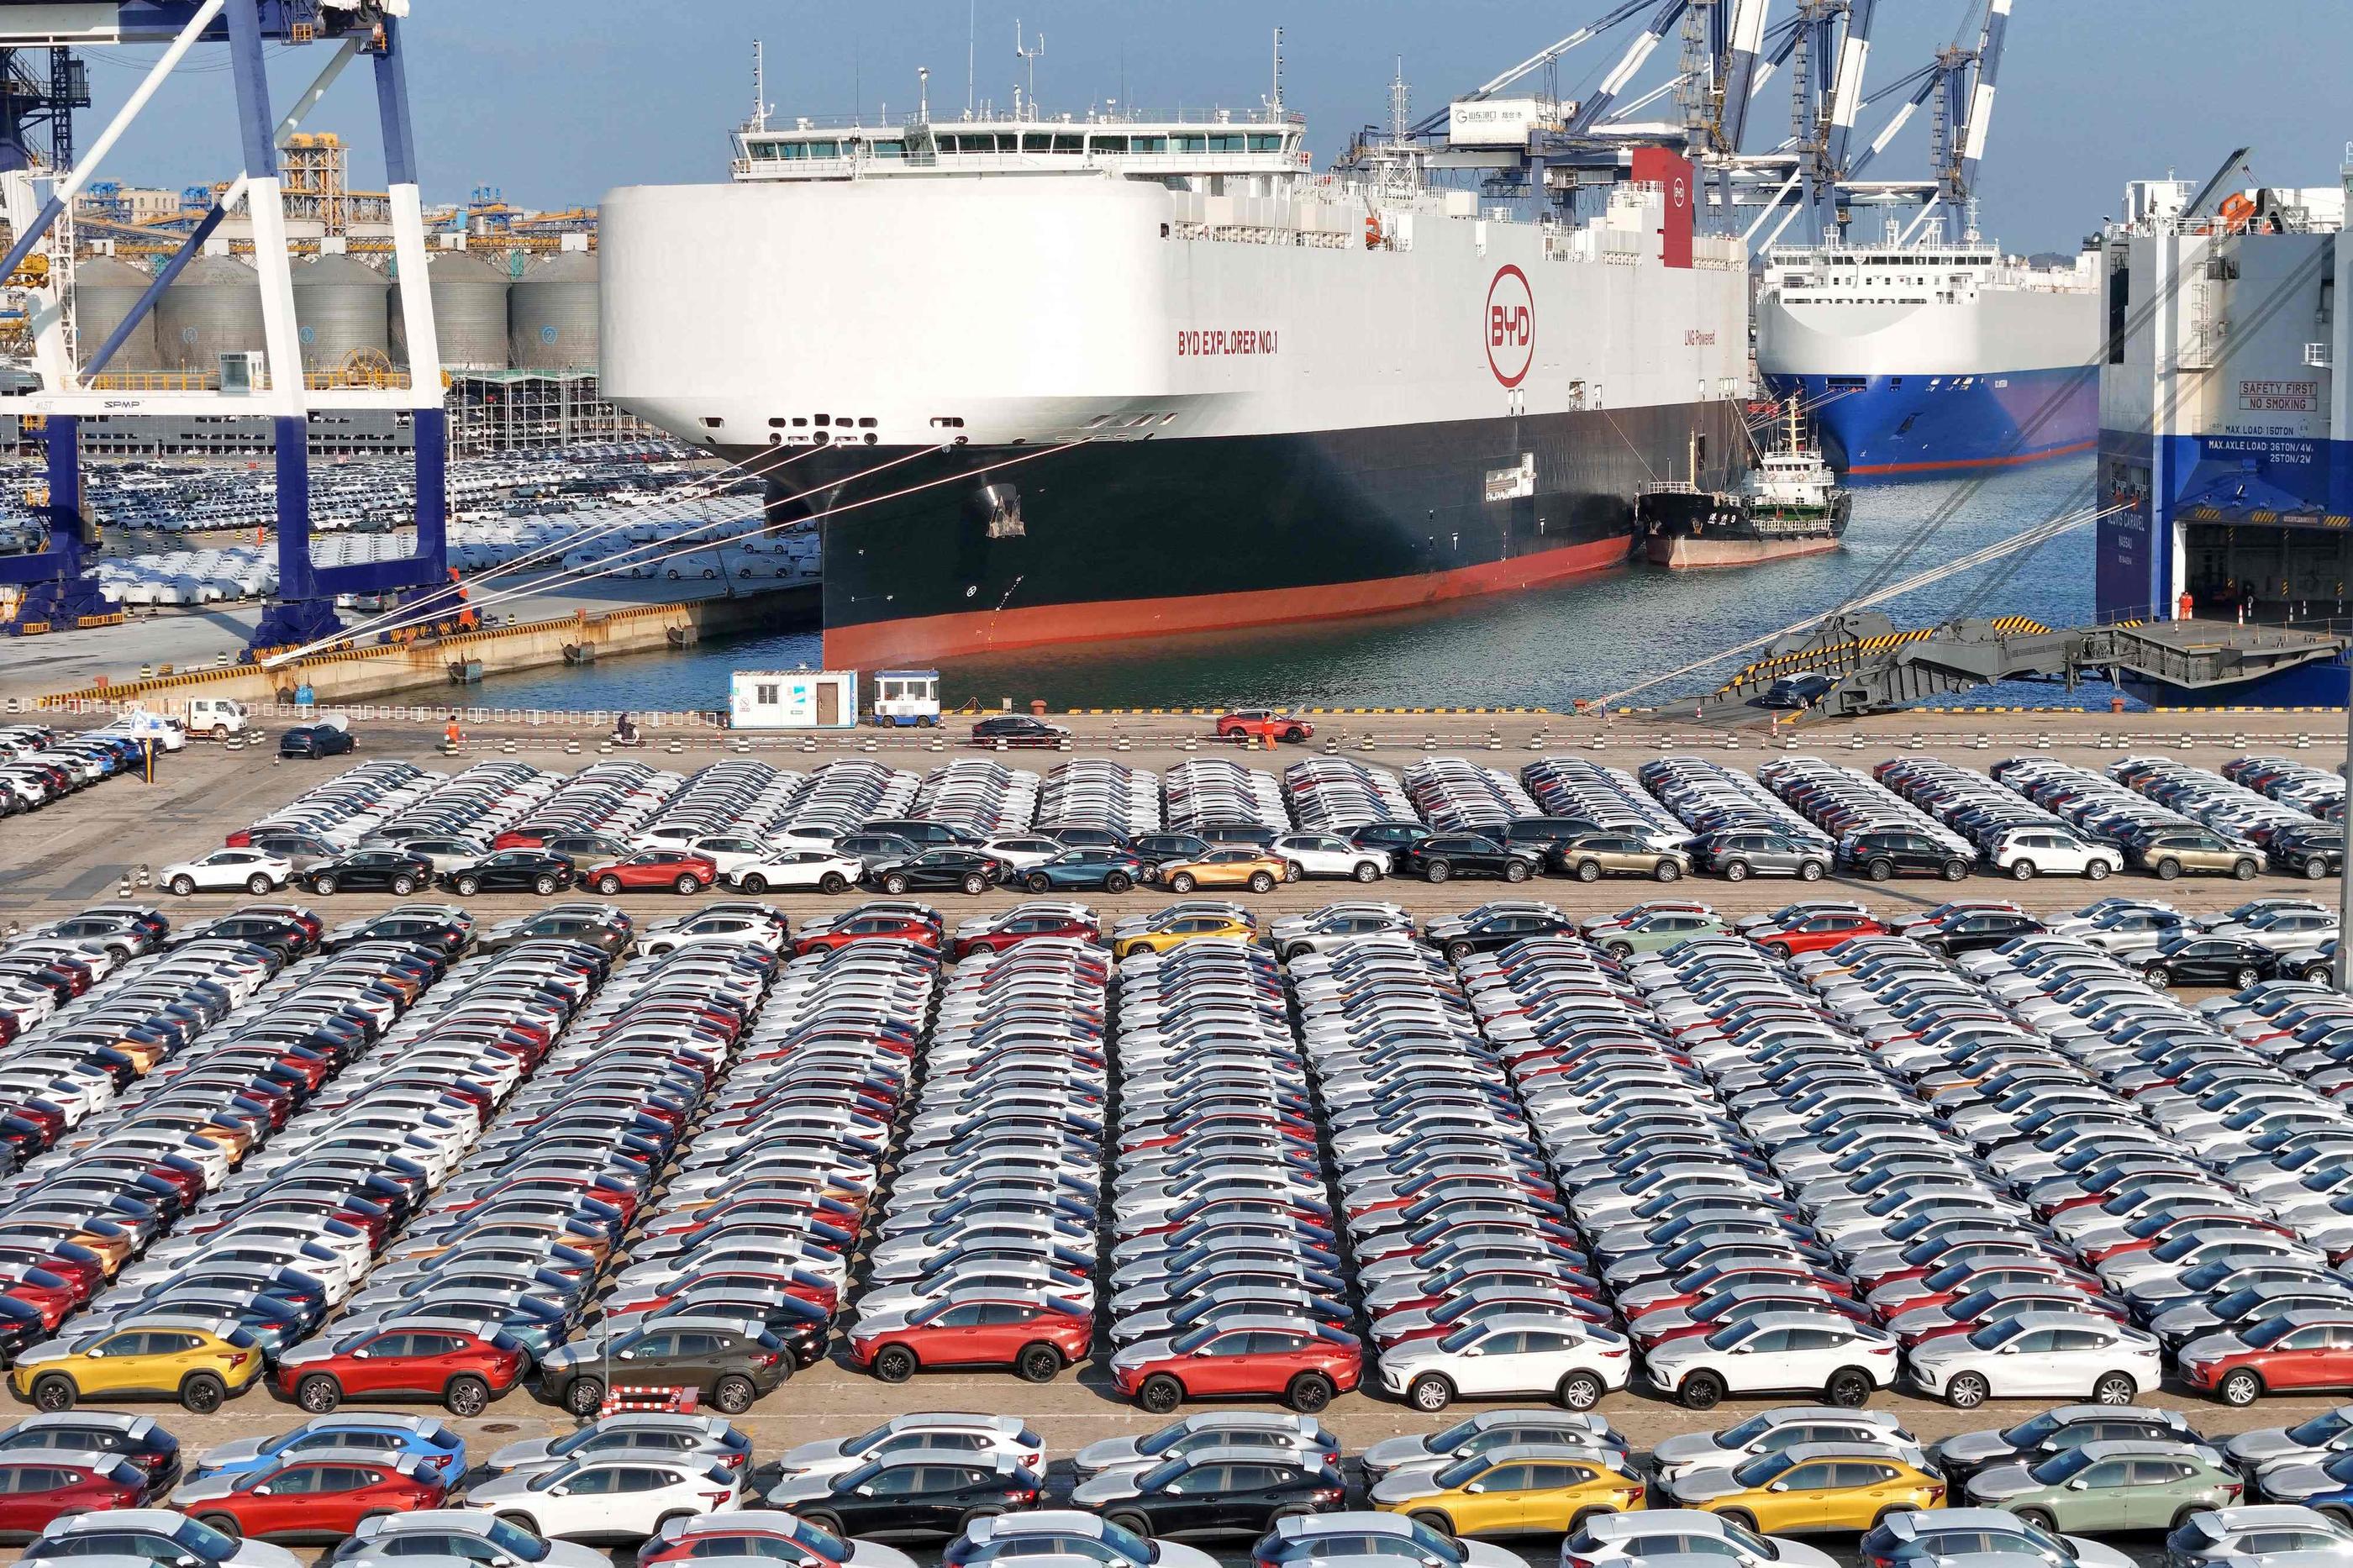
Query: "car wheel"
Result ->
[[711, 1374, 757, 1413], [1677, 1370, 1725, 1410], [1867, 859, 1894, 881], [2008, 859, 2036, 881], [179, 1372, 225, 1413], [1015, 1344, 1063, 1384], [312, 875, 339, 896], [1248, 871, 1276, 893], [1354, 860, 1380, 883], [169, 875, 195, 896], [2085, 858, 2112, 880], [871, 1344, 918, 1384], [27, 1375, 72, 1412], [2013, 1509, 2057, 1533], [1285, 1371, 1334, 1413], [2234, 857, 2260, 881], [1941, 860, 1967, 881], [197, 1513, 243, 1540], [295, 1374, 340, 1413], [675, 874, 703, 894], [1798, 860, 1825, 881], [562, 1376, 606, 1416], [442, 1374, 490, 1416], [1608, 942, 1634, 960], [1824, 1368, 1873, 1408], [1872, 1507, 1922, 1529], [532, 875, 558, 896], [2156, 856, 2182, 880], [1282, 860, 1303, 883], [1108, 1513, 1153, 1539], [1768, 940, 1793, 960], [1556, 1371, 1605, 1411], [245, 873, 273, 895], [390, 874, 417, 895], [1503, 860, 1530, 883], [1407, 1373, 1453, 1413], [799, 1512, 845, 1539], [496, 1514, 541, 1538], [1712, 1510, 1756, 1534], [1724, 859, 1750, 882], [958, 1509, 1006, 1534], [961, 874, 987, 895], [1424, 860, 1450, 884], [595, 875, 621, 895], [209, 724, 229, 740], [2219, 1368, 2264, 1407], [1408, 1512, 1456, 1538], [882, 874, 909, 895], [1576, 860, 1601, 883], [2145, 964, 2171, 987], [2092, 1371, 2137, 1406], [1655, 860, 1682, 882], [818, 871, 850, 895], [1105, 872, 1133, 894], [1282, 727, 1306, 743], [1024, 872, 1051, 893], [1168, 872, 1197, 893], [1945, 1371, 1990, 1409], [1137, 1372, 1184, 1413], [2234, 965, 2262, 988], [1445, 940, 1473, 962], [455, 876, 481, 897]]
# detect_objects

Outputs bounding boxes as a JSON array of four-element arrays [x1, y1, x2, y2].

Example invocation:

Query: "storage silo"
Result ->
[[155, 253, 264, 373], [71, 255, 163, 373], [508, 250, 597, 370], [291, 252, 390, 372], [389, 249, 511, 371]]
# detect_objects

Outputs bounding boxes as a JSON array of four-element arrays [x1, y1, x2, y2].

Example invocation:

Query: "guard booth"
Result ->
[[729, 669, 858, 729], [870, 669, 941, 727]]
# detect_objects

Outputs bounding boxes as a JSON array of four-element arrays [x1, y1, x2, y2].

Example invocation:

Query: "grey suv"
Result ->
[[1692, 829, 1829, 881]]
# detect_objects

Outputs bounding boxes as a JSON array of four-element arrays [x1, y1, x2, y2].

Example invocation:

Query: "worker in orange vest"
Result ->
[[444, 714, 462, 748], [2177, 588, 2194, 621]]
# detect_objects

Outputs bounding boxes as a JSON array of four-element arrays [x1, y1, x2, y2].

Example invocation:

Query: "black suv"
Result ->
[[2142, 934, 2279, 990], [305, 849, 435, 896], [1424, 906, 1575, 959], [1838, 829, 1970, 882], [1397, 834, 1542, 884], [971, 716, 1069, 747], [872, 848, 1005, 895]]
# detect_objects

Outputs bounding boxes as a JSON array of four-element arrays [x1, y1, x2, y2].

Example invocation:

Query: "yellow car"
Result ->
[[1665, 1444, 1945, 1533], [1111, 913, 1258, 959], [9, 1313, 265, 1413], [1156, 848, 1289, 895], [1370, 1445, 1648, 1537]]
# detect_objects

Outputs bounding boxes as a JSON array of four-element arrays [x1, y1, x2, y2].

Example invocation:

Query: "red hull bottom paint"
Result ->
[[824, 534, 1634, 666], [1847, 437, 2098, 477]]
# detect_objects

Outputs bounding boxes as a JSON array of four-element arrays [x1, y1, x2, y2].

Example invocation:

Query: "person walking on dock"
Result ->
[[444, 713, 463, 750]]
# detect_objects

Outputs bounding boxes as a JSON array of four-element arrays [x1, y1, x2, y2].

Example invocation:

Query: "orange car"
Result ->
[[1216, 709, 1314, 744], [1155, 848, 1288, 894]]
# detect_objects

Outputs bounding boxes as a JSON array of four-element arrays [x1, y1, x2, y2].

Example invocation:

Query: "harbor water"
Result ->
[[482, 459, 2119, 712]]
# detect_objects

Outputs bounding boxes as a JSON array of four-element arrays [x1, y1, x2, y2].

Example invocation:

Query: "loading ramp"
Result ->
[[1709, 613, 2348, 718]]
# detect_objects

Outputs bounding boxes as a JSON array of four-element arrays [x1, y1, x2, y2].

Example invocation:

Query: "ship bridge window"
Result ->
[[1021, 133, 1051, 152], [871, 139, 904, 158], [1173, 134, 1207, 153], [1091, 134, 1129, 153], [1247, 134, 1282, 152], [1131, 134, 1166, 153], [1210, 134, 1246, 152]]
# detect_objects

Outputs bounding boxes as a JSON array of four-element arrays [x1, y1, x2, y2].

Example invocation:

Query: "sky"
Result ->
[[61, 0, 2353, 251]]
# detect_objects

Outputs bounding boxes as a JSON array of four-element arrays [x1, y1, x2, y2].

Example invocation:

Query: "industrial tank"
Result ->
[[508, 250, 597, 370], [71, 255, 163, 373], [389, 249, 510, 371], [155, 253, 265, 373], [290, 252, 390, 372]]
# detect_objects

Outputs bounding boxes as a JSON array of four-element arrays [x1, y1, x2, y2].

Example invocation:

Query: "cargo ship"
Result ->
[[599, 79, 1750, 666], [1755, 234, 2102, 479], [2099, 165, 2353, 705], [1638, 401, 1850, 569]]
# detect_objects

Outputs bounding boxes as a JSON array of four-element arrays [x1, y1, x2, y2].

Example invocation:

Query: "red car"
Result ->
[[0, 1453, 150, 1539], [1215, 710, 1314, 744], [172, 1453, 446, 1541], [2180, 1309, 2353, 1404], [582, 850, 717, 896], [792, 910, 942, 955], [1110, 1319, 1362, 1413], [1745, 912, 1887, 957], [951, 908, 1103, 959], [274, 1324, 527, 1415], [849, 1292, 1093, 1383]]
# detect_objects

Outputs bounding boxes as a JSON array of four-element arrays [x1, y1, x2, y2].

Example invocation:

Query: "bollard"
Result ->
[[565, 739, 581, 755], [2297, 734, 2312, 750], [1421, 734, 1436, 751], [502, 739, 518, 755], [136, 865, 150, 887], [2034, 734, 2050, 750], [1182, 737, 1198, 752], [801, 737, 817, 753], [1358, 735, 1376, 752], [929, 734, 945, 752], [1722, 734, 1738, 751], [1115, 735, 1131, 752], [1485, 733, 1503, 751]]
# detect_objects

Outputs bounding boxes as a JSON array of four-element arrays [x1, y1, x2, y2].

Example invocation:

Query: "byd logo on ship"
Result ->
[[1486, 265, 1534, 388]]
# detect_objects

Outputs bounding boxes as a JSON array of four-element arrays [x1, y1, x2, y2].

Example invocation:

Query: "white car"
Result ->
[[340, 1511, 608, 1568], [28, 1509, 302, 1568], [769, 1413, 1042, 1484], [1904, 1311, 2163, 1408], [1640, 1311, 1899, 1410], [1377, 1313, 1631, 1412], [1271, 834, 1390, 882], [978, 835, 1066, 873], [724, 850, 864, 896], [463, 1453, 745, 1540], [482, 1414, 747, 1479], [1562, 1509, 1840, 1568], [159, 848, 293, 896], [1989, 828, 2124, 881], [1648, 1407, 1924, 1481]]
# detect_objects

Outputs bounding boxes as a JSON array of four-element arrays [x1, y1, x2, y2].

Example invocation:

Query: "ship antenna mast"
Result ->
[[966, 0, 976, 116], [750, 39, 767, 132], [1015, 20, 1045, 116], [1271, 26, 1285, 113], [1389, 56, 1408, 141]]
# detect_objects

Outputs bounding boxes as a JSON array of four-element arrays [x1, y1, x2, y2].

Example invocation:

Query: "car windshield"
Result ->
[[2243, 1316, 2302, 1348], [2028, 1447, 2097, 1485], [1731, 1451, 1797, 1488], [1427, 1418, 1483, 1452], [2287, 1412, 2353, 1445], [1967, 1317, 2029, 1350], [1171, 1326, 1217, 1353], [1715, 1414, 1773, 1447], [1433, 1455, 1490, 1491], [1998, 1412, 2062, 1447], [1136, 1458, 1188, 1492], [1437, 1323, 1486, 1353]]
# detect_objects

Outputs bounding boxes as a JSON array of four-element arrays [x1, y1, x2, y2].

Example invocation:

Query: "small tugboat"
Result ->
[[1639, 399, 1851, 570]]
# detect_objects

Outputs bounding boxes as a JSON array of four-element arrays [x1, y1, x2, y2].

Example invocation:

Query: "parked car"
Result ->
[[440, 850, 574, 897], [971, 717, 1070, 749], [581, 851, 718, 896], [159, 850, 292, 897]]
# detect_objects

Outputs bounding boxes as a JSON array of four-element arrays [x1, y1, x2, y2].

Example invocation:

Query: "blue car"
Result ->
[[188, 1414, 466, 1484], [1016, 848, 1150, 893]]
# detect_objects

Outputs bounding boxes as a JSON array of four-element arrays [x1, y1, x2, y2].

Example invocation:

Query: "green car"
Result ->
[[1962, 1439, 2242, 1534], [1584, 910, 1728, 957]]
